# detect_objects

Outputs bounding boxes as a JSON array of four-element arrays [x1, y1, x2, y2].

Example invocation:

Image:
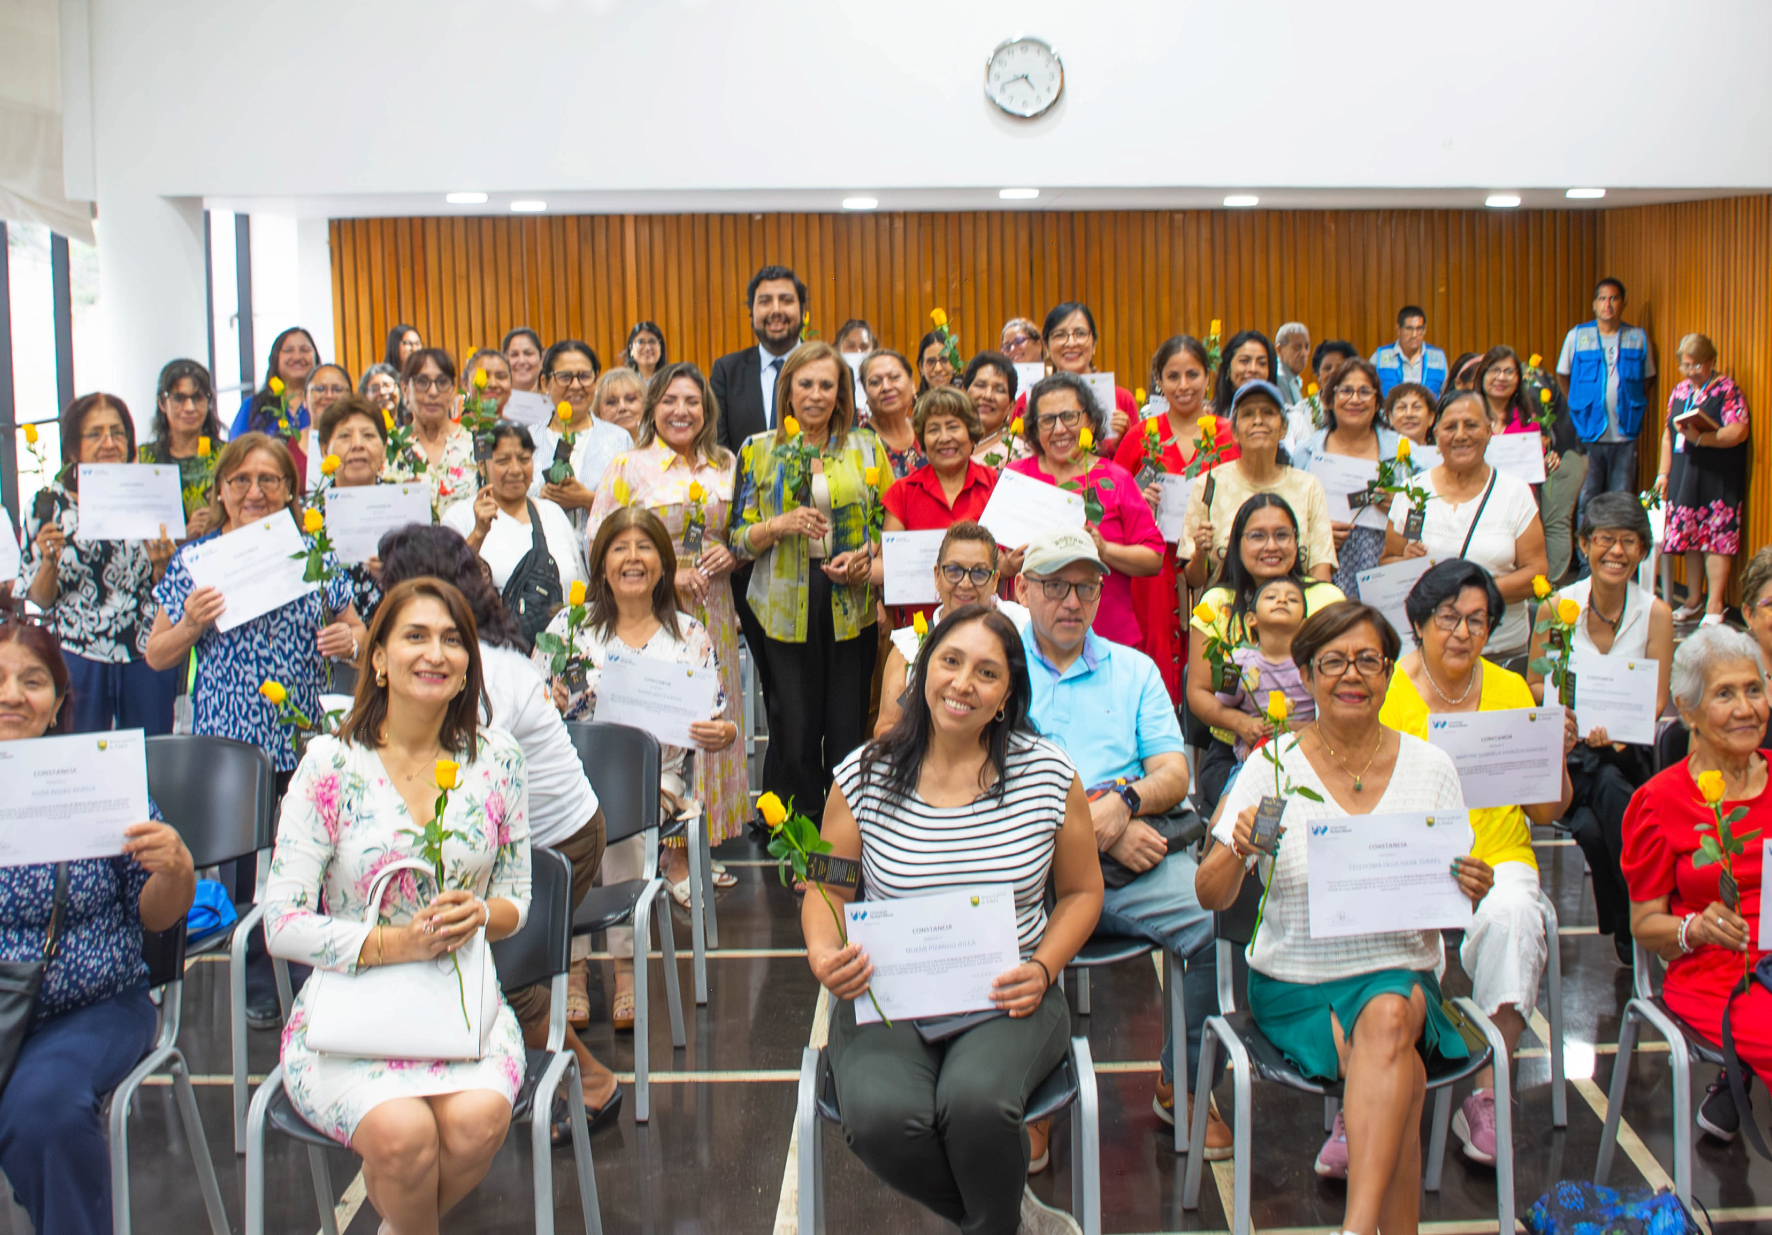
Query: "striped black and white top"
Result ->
[[833, 734, 1077, 957]]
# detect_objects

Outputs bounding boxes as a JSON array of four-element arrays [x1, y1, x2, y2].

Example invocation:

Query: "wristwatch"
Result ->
[[1112, 778, 1142, 817]]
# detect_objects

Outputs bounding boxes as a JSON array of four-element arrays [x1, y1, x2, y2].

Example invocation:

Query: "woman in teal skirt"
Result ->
[[1197, 600, 1496, 1235]]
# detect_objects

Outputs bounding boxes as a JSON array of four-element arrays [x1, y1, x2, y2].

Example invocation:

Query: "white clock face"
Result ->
[[984, 37, 1063, 119]]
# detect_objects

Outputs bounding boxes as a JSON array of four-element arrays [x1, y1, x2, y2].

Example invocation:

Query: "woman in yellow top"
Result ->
[[1379, 558, 1574, 1169]]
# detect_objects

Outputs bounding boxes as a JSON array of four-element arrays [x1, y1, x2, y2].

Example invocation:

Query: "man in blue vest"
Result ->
[[1556, 277, 1656, 521], [1371, 305, 1447, 397]]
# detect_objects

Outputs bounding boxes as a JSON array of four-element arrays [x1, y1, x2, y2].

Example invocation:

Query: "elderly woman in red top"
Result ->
[[1621, 624, 1769, 1139], [874, 387, 998, 626]]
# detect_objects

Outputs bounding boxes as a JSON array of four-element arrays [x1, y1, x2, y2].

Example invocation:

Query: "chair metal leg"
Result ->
[[1595, 1006, 1639, 1185], [531, 1057, 564, 1235], [1424, 1087, 1451, 1192], [1324, 1096, 1339, 1134], [797, 1047, 823, 1235], [699, 807, 720, 951], [305, 1142, 340, 1235], [1541, 895, 1568, 1127], [229, 904, 266, 1153], [1069, 1036, 1101, 1235], [567, 1058, 605, 1235], [1167, 950, 1186, 1155], [244, 1063, 282, 1235], [687, 812, 709, 1005], [633, 897, 654, 1122], [1076, 967, 1090, 1015], [170, 1056, 231, 1235], [657, 888, 687, 1049], [1455, 996, 1514, 1235]]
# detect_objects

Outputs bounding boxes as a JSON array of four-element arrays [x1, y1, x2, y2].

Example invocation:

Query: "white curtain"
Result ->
[[0, 0, 95, 243]]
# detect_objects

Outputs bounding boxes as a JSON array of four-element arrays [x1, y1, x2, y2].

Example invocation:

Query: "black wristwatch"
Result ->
[[1113, 778, 1143, 817]]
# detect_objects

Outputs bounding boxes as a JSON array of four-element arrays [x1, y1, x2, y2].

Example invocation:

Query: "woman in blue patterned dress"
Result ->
[[0, 620, 196, 1235]]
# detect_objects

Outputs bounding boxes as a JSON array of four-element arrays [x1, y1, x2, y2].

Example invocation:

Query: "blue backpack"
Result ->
[[1526, 1182, 1701, 1235]]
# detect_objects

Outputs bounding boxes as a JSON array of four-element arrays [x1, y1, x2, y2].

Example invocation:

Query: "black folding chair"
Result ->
[[244, 849, 602, 1235]]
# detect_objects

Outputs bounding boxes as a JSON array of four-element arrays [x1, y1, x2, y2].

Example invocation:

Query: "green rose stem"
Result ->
[[407, 772, 470, 1028], [764, 796, 890, 1025]]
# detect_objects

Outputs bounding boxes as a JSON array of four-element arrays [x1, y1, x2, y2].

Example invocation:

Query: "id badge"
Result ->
[[681, 522, 705, 555], [1251, 796, 1286, 854], [1404, 506, 1427, 542], [1135, 462, 1162, 491], [1558, 671, 1577, 709], [1346, 484, 1378, 512]]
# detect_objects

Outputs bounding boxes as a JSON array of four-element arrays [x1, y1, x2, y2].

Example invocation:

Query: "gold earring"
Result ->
[[375, 669, 388, 687]]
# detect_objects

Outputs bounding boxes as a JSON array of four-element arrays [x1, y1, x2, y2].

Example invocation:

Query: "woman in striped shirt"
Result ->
[[807, 604, 1102, 1235]]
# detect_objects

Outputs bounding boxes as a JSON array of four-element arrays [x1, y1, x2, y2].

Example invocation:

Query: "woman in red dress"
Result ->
[[1111, 335, 1239, 702]]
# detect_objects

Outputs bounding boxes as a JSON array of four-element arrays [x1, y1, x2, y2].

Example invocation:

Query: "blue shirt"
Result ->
[[1021, 626, 1184, 787], [0, 854, 150, 1024]]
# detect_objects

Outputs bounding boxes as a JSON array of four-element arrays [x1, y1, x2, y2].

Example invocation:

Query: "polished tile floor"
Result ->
[[15, 826, 1772, 1233]]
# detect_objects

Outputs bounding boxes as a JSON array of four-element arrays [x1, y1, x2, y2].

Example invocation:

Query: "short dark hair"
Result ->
[[59, 392, 135, 475], [1593, 277, 1627, 301], [1310, 339, 1359, 373], [358, 362, 400, 395], [145, 359, 221, 461], [1023, 371, 1105, 454], [1579, 490, 1653, 549], [625, 321, 667, 369], [1432, 387, 1487, 431], [1401, 559, 1505, 647], [384, 324, 421, 369], [402, 347, 456, 385], [960, 350, 1017, 399], [501, 326, 543, 355], [1320, 357, 1384, 433], [376, 524, 527, 651], [316, 393, 387, 449], [541, 340, 599, 379], [478, 420, 536, 463], [834, 319, 875, 351], [341, 577, 485, 757], [745, 265, 807, 310], [1041, 302, 1097, 344], [1383, 381, 1439, 440], [938, 520, 999, 570], [1150, 335, 1210, 391], [912, 386, 982, 450], [1292, 601, 1402, 679], [1397, 305, 1426, 328]]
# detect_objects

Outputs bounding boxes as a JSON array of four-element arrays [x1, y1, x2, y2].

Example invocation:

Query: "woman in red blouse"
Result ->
[[1621, 625, 1768, 1136]]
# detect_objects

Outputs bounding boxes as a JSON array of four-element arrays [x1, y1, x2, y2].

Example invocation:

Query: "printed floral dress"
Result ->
[[385, 423, 476, 522], [588, 443, 746, 844], [263, 730, 532, 1144], [1663, 375, 1749, 555]]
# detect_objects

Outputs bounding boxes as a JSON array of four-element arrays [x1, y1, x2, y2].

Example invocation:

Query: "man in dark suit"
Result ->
[[712, 264, 807, 733], [712, 265, 806, 453]]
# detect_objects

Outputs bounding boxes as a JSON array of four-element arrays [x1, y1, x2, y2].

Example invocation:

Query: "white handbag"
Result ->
[[302, 857, 503, 1061]]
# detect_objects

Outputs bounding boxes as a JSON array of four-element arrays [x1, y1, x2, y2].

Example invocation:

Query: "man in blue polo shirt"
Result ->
[[1371, 304, 1447, 398], [1556, 277, 1656, 524], [1016, 526, 1230, 1158]]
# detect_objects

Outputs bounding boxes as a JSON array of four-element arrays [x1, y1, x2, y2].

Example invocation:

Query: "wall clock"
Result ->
[[984, 36, 1064, 119]]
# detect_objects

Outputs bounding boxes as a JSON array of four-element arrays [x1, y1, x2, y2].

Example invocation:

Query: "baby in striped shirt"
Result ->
[[1214, 576, 1316, 761]]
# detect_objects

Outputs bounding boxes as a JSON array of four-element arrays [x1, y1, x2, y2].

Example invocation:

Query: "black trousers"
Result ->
[[756, 570, 877, 824], [1566, 744, 1653, 938], [732, 563, 773, 701]]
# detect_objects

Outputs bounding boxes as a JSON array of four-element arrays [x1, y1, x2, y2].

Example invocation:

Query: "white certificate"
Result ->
[[1306, 811, 1474, 938], [843, 353, 869, 415], [1079, 372, 1118, 417], [0, 730, 150, 866], [882, 529, 945, 605], [503, 390, 557, 428], [1014, 363, 1047, 399], [1570, 652, 1660, 746], [1426, 706, 1566, 810], [1356, 556, 1439, 644], [845, 886, 1021, 1024], [0, 515, 18, 583], [1761, 839, 1772, 950], [976, 467, 1084, 547], [182, 512, 319, 633], [592, 655, 721, 749], [1308, 454, 1386, 528], [75, 464, 187, 542], [324, 483, 433, 563], [1486, 432, 1547, 485], [1155, 473, 1192, 543]]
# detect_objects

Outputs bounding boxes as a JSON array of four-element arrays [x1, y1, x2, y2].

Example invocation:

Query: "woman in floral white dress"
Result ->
[[384, 348, 477, 521], [265, 577, 532, 1234]]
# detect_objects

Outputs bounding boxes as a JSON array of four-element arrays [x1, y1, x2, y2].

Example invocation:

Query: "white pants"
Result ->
[[1460, 860, 1547, 1016]]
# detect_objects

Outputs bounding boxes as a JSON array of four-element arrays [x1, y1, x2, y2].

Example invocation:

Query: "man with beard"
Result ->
[[713, 265, 807, 451]]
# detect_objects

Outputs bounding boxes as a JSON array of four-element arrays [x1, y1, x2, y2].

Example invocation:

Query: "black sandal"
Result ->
[[550, 1084, 624, 1146]]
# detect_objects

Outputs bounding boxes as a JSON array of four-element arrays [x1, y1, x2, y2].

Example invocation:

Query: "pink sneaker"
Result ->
[[1453, 1089, 1498, 1165], [1314, 1111, 1348, 1178]]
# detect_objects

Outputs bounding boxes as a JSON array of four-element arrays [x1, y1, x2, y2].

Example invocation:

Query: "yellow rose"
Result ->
[[258, 680, 287, 705], [1135, 387, 1147, 407], [612, 477, 631, 506], [913, 611, 929, 638], [473, 367, 488, 391], [1532, 574, 1553, 599], [21, 424, 37, 446], [1266, 691, 1290, 722], [320, 453, 341, 476], [1306, 382, 1320, 397], [568, 579, 587, 607], [930, 308, 948, 328], [757, 791, 789, 827], [555, 401, 573, 426], [1540, 388, 1552, 404], [1009, 417, 1024, 435], [197, 435, 212, 457], [1192, 601, 1217, 626], [1396, 437, 1412, 460], [268, 376, 285, 396], [1077, 426, 1094, 451], [302, 507, 324, 533], [1198, 414, 1217, 438], [1208, 319, 1222, 336], [783, 416, 801, 439], [1557, 597, 1581, 625], [1696, 768, 1727, 805], [383, 410, 396, 432], [434, 759, 461, 791], [864, 466, 880, 487], [687, 480, 705, 502], [1528, 353, 1543, 369]]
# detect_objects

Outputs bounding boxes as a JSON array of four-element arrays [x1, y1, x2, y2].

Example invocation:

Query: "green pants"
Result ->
[[828, 985, 1070, 1235]]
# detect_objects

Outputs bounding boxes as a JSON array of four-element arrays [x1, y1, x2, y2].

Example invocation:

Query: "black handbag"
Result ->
[[0, 863, 69, 1096], [1099, 807, 1206, 889], [501, 500, 564, 644]]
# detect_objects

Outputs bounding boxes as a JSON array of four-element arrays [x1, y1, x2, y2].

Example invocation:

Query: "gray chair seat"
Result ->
[[572, 879, 654, 936]]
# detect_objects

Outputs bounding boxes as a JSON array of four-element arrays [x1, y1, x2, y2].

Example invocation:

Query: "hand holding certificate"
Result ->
[[881, 529, 945, 605], [592, 655, 722, 749], [182, 512, 319, 632], [323, 483, 432, 563], [1568, 652, 1660, 745], [0, 730, 151, 866], [76, 464, 187, 542], [1306, 811, 1475, 938], [845, 887, 1021, 1023], [976, 468, 1083, 547], [1426, 705, 1566, 810]]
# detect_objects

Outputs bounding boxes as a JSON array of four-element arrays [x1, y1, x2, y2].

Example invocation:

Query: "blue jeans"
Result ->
[[0, 987, 157, 1235], [1578, 440, 1638, 530], [63, 652, 183, 736], [1097, 849, 1220, 1087]]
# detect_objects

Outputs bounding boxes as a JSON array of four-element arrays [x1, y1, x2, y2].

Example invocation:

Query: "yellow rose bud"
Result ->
[[1078, 426, 1094, 451], [864, 466, 880, 487], [757, 791, 789, 827], [1209, 319, 1222, 336], [268, 376, 285, 396], [555, 401, 573, 426], [913, 611, 929, 637], [1306, 382, 1320, 397], [197, 435, 212, 457], [1696, 768, 1727, 805], [1192, 601, 1217, 626], [1198, 414, 1218, 438], [1528, 353, 1543, 369], [687, 480, 705, 502], [783, 416, 801, 438], [1540, 387, 1552, 404], [473, 367, 488, 391], [302, 507, 324, 533], [258, 680, 287, 705], [1396, 437, 1412, 460], [21, 424, 37, 445], [1532, 574, 1553, 599], [320, 453, 341, 476], [1557, 597, 1581, 626], [1135, 387, 1147, 407], [1266, 691, 1290, 722], [930, 308, 948, 328], [1010, 417, 1024, 435], [568, 579, 587, 607], [613, 477, 631, 506], [434, 759, 461, 791], [383, 410, 395, 431]]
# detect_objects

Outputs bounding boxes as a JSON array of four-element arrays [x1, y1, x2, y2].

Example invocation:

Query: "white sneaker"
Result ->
[[1018, 1184, 1083, 1235]]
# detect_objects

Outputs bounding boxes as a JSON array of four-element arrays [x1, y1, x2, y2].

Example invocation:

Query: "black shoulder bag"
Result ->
[[1457, 471, 1498, 560], [0, 863, 69, 1096], [501, 501, 564, 644]]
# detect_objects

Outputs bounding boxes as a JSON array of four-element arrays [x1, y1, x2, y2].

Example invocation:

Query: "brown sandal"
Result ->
[[566, 958, 590, 1029], [613, 988, 636, 1032]]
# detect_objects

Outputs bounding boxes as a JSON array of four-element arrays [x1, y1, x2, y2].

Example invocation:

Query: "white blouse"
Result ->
[[1558, 576, 1653, 660], [1389, 469, 1540, 655], [443, 496, 587, 593]]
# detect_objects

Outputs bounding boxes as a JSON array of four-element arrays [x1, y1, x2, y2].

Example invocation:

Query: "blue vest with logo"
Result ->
[[1563, 321, 1650, 441], [1371, 343, 1447, 398]]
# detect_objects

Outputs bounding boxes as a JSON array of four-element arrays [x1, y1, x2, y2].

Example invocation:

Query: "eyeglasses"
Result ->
[[1035, 409, 1083, 431], [408, 376, 452, 393], [1486, 367, 1519, 381], [164, 392, 209, 408], [1430, 607, 1491, 634], [80, 427, 130, 444], [222, 473, 288, 495], [1032, 578, 1103, 603], [1003, 333, 1039, 349], [1242, 529, 1296, 547], [939, 563, 996, 587], [1588, 531, 1643, 554], [308, 382, 350, 398], [1312, 651, 1390, 678], [547, 371, 598, 389], [1335, 385, 1377, 401], [1048, 329, 1094, 346]]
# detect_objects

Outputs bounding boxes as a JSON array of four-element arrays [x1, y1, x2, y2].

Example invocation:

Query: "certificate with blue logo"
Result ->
[[1425, 706, 1565, 810], [845, 886, 1020, 1024], [1305, 812, 1474, 939]]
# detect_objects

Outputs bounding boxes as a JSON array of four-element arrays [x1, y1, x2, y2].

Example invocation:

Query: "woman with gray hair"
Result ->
[[1621, 622, 1770, 1142], [1005, 372, 1162, 645]]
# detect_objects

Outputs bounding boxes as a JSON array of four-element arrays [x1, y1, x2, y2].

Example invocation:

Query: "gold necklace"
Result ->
[[1313, 723, 1383, 793]]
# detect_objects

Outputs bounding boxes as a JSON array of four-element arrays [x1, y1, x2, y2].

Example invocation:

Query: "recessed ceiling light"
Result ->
[[509, 200, 547, 213], [1223, 194, 1259, 208], [841, 197, 879, 211], [1566, 187, 1607, 200], [1485, 194, 1522, 208], [445, 192, 488, 205], [999, 188, 1040, 201]]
